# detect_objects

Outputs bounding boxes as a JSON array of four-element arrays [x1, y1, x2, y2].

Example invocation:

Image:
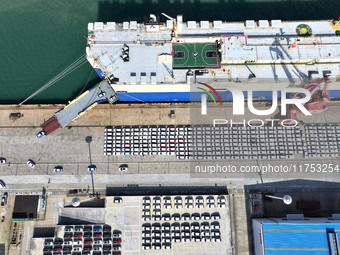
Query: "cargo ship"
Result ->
[[41, 14, 340, 135], [86, 14, 340, 102]]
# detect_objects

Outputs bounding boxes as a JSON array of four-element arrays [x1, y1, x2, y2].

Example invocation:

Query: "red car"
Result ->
[[73, 234, 83, 239], [93, 233, 102, 238], [52, 248, 62, 252], [113, 239, 122, 245], [84, 240, 93, 245]]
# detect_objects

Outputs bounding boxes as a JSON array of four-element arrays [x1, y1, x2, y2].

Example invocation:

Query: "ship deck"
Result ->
[[87, 18, 340, 88]]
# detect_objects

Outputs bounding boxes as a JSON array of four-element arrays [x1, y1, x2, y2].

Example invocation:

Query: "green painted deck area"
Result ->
[[172, 43, 219, 68]]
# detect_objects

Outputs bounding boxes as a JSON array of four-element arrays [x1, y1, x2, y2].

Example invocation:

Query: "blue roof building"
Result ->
[[253, 218, 340, 255]]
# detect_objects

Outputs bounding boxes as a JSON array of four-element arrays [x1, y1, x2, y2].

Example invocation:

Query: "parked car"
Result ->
[[93, 227, 102, 232], [93, 240, 103, 245], [83, 240, 92, 245], [54, 166, 63, 173], [114, 197, 122, 204], [93, 233, 102, 238], [103, 225, 111, 232], [112, 246, 121, 251], [64, 234, 73, 239], [44, 241, 53, 246], [72, 246, 82, 252], [0, 158, 6, 164], [112, 232, 121, 238], [142, 245, 151, 250], [142, 224, 151, 231], [119, 164, 128, 171], [27, 159, 35, 168], [63, 240, 72, 246], [98, 91, 106, 98], [0, 180, 5, 189], [88, 165, 96, 172], [103, 240, 112, 245]]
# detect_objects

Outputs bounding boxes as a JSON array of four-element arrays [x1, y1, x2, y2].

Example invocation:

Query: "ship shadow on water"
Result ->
[[97, 0, 340, 22]]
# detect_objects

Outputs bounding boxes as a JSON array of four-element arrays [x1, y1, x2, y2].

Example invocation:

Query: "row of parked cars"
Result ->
[[143, 212, 221, 222], [43, 225, 122, 255], [142, 222, 220, 232], [141, 222, 221, 249], [104, 126, 194, 158], [142, 196, 226, 210]]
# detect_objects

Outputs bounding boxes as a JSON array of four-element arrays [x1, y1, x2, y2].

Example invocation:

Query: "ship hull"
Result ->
[[116, 90, 340, 102]]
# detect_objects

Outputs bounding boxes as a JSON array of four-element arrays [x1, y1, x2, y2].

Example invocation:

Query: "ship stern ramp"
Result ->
[[41, 80, 118, 134]]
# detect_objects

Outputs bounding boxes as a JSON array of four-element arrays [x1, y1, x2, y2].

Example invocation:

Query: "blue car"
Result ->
[[93, 227, 102, 232]]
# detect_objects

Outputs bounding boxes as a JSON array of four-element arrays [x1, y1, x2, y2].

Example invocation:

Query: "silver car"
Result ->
[[27, 159, 35, 168]]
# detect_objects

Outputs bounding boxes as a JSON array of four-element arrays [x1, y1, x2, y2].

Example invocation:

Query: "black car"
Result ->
[[63, 234, 73, 239], [53, 241, 62, 246], [83, 247, 92, 252], [84, 226, 92, 232], [1, 192, 8, 206], [62, 247, 71, 252], [103, 233, 111, 239], [103, 225, 111, 232], [103, 246, 111, 251], [84, 233, 93, 238]]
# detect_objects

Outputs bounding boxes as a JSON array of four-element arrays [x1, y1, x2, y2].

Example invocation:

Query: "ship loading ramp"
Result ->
[[40, 80, 118, 135]]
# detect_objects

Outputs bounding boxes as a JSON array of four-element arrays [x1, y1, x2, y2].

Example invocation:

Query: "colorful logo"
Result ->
[[197, 82, 223, 106]]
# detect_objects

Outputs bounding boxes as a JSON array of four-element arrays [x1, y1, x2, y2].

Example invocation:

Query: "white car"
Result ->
[[211, 223, 220, 230], [0, 180, 5, 189], [36, 131, 45, 138], [27, 159, 35, 168], [142, 231, 151, 238], [44, 241, 53, 246], [73, 240, 83, 245], [63, 240, 72, 246], [0, 158, 6, 164], [54, 166, 63, 172], [112, 246, 121, 251], [163, 244, 171, 249], [93, 240, 103, 245], [103, 240, 112, 245], [142, 245, 151, 250], [142, 225, 151, 231], [87, 165, 96, 172], [142, 238, 151, 244], [72, 247, 82, 252], [119, 164, 128, 171], [97, 91, 106, 98]]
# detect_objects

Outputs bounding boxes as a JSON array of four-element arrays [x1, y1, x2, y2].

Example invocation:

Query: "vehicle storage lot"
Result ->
[[107, 195, 231, 255]]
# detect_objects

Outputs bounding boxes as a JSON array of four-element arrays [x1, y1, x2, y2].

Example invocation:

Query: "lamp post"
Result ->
[[85, 136, 95, 196], [265, 194, 292, 205]]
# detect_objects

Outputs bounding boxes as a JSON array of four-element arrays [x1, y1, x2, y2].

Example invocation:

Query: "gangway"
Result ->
[[41, 80, 118, 135]]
